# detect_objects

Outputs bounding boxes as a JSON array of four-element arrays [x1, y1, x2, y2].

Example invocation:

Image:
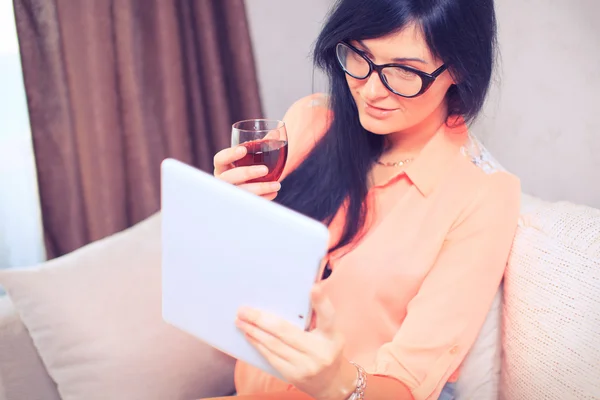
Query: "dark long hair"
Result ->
[[275, 0, 498, 252]]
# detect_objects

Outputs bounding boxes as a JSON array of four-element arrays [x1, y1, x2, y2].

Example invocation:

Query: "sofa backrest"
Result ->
[[0, 295, 60, 400], [501, 194, 600, 399]]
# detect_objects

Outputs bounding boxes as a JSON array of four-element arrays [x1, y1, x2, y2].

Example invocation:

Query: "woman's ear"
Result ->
[[447, 68, 460, 85]]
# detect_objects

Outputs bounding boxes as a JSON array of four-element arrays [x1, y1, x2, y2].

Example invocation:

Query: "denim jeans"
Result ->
[[438, 382, 456, 400]]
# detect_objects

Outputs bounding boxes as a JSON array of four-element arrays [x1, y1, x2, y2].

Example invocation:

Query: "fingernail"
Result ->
[[254, 166, 268, 175], [236, 146, 246, 156], [270, 182, 281, 191]]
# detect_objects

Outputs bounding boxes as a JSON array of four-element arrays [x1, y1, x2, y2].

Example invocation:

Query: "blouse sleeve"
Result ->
[[373, 171, 521, 400]]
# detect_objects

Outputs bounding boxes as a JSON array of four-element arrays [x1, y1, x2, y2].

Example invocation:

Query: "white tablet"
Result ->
[[160, 158, 330, 380]]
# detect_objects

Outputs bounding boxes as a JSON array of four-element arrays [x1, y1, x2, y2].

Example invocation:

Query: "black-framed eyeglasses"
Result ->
[[335, 41, 448, 98]]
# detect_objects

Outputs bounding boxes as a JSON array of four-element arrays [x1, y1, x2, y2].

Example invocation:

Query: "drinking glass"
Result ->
[[231, 119, 288, 183]]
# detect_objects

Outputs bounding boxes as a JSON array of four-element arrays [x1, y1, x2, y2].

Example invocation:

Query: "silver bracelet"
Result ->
[[347, 361, 367, 400]]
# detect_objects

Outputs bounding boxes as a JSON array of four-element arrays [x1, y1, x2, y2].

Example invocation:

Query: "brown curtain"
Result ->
[[14, 0, 263, 259]]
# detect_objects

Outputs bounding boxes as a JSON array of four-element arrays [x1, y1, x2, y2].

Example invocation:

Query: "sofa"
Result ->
[[0, 192, 599, 400]]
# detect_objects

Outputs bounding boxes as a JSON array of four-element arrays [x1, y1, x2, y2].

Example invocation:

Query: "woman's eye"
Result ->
[[389, 67, 418, 80], [401, 68, 417, 77]]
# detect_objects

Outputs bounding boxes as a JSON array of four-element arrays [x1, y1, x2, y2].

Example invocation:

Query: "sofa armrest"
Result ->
[[0, 295, 60, 400]]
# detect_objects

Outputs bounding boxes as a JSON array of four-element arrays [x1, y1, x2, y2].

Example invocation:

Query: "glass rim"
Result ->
[[231, 118, 285, 133]]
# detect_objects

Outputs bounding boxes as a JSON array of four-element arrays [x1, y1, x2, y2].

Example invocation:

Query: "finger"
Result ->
[[243, 328, 336, 392], [263, 129, 283, 141], [242, 331, 301, 378], [219, 165, 269, 185], [236, 319, 299, 362], [261, 192, 278, 201], [213, 146, 246, 175], [237, 307, 311, 354], [238, 181, 281, 196], [311, 286, 336, 335]]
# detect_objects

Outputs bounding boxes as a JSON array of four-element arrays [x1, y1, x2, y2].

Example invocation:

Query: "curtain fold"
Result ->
[[13, 0, 263, 259]]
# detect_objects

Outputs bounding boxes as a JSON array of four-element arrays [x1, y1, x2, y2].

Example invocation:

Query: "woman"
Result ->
[[213, 0, 520, 399]]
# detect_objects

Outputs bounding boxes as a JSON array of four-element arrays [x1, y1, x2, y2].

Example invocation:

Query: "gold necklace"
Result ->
[[375, 158, 414, 167]]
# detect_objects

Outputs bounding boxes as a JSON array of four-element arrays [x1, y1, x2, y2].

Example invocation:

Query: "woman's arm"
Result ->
[[362, 374, 414, 399], [320, 359, 415, 400], [204, 373, 412, 400], [234, 285, 415, 400], [371, 172, 521, 399]]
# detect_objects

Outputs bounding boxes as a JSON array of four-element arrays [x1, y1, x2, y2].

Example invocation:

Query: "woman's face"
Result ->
[[346, 23, 454, 136]]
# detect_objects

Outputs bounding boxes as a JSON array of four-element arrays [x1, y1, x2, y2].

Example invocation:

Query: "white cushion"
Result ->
[[455, 134, 508, 400], [456, 287, 503, 400], [500, 195, 600, 399]]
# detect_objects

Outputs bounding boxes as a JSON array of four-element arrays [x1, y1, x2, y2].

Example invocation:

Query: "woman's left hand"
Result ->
[[236, 284, 357, 400]]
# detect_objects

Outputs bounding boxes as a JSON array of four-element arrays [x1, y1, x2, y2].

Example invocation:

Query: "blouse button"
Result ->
[[450, 345, 459, 355]]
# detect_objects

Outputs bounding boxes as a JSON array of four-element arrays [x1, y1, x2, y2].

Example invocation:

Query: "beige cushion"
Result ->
[[500, 195, 600, 399], [0, 214, 235, 400]]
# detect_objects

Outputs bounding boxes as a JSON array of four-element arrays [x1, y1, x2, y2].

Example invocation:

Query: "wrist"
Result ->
[[321, 360, 359, 400]]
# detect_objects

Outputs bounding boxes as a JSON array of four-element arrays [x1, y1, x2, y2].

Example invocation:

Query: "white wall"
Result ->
[[0, 0, 46, 271], [246, 0, 600, 209], [245, 0, 331, 120], [472, 0, 600, 208]]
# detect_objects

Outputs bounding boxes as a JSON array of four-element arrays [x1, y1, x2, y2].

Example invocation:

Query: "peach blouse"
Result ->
[[234, 94, 521, 400]]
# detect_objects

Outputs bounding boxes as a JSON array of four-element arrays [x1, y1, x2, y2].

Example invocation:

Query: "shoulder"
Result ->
[[452, 160, 522, 233], [285, 92, 331, 113], [282, 92, 331, 133], [476, 169, 521, 215], [457, 146, 521, 202], [280, 93, 332, 179], [456, 132, 520, 205]]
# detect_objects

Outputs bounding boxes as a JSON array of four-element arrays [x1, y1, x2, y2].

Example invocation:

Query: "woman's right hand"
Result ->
[[213, 145, 281, 201]]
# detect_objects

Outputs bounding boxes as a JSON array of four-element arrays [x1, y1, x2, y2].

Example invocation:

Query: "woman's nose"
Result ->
[[363, 71, 389, 100]]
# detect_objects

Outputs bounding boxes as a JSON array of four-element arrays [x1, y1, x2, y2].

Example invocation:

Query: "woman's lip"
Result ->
[[365, 102, 397, 112], [362, 101, 399, 118]]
